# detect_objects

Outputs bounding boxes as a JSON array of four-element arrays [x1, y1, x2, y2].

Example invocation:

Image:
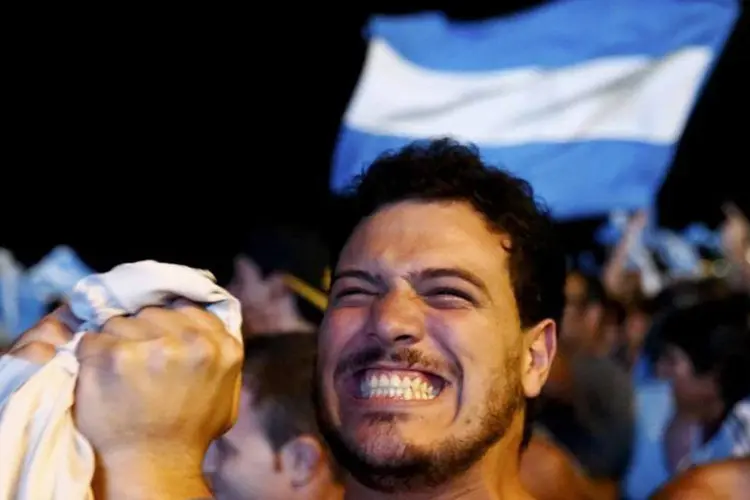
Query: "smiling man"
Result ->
[[316, 139, 566, 499]]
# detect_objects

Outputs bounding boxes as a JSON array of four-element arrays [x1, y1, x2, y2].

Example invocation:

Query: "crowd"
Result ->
[[1, 139, 748, 499]]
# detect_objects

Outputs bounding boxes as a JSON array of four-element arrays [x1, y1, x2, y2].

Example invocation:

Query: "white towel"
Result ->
[[0, 261, 242, 500]]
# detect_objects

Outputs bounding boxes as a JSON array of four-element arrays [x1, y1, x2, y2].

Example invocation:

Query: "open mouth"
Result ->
[[354, 369, 446, 401]]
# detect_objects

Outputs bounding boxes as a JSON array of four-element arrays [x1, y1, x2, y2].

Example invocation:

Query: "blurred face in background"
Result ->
[[562, 273, 597, 345], [228, 255, 314, 336], [656, 344, 718, 416], [205, 387, 291, 500]]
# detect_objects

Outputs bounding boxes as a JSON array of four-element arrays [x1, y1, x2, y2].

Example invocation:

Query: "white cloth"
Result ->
[[0, 261, 242, 500]]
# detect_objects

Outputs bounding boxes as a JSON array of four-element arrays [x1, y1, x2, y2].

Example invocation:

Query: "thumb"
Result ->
[[9, 306, 76, 353], [7, 306, 77, 363]]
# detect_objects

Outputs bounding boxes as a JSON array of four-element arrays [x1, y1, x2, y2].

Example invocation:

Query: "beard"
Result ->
[[315, 350, 525, 493]]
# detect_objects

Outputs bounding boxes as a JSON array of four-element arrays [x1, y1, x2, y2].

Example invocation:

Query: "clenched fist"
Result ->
[[7, 303, 243, 500]]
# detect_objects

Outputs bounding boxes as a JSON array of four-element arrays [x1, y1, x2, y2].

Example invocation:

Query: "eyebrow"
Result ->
[[415, 267, 490, 296], [331, 269, 381, 287], [331, 266, 490, 296]]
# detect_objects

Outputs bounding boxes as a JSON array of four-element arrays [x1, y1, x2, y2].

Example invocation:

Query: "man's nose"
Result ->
[[369, 289, 425, 346]]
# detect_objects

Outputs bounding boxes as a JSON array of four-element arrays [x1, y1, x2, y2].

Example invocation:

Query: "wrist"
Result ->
[[93, 447, 211, 500]]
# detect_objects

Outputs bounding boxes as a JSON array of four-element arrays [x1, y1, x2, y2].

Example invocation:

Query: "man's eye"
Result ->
[[332, 288, 376, 305], [335, 288, 372, 297], [427, 288, 475, 303]]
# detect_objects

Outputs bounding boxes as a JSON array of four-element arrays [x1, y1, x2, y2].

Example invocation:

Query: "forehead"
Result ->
[[339, 200, 509, 279]]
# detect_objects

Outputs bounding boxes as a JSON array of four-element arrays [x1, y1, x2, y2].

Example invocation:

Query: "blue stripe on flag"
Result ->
[[369, 1, 739, 72], [333, 127, 673, 219], [333, 0, 740, 219]]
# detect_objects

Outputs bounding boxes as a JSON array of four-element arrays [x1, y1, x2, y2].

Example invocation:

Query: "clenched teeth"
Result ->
[[359, 370, 440, 400]]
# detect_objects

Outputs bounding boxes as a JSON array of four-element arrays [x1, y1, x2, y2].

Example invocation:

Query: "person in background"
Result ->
[[228, 226, 329, 336], [536, 270, 634, 487], [655, 294, 750, 472], [561, 270, 622, 357], [720, 203, 750, 292], [650, 457, 750, 499], [520, 434, 619, 500], [205, 333, 344, 500], [315, 139, 564, 499], [601, 211, 656, 373]]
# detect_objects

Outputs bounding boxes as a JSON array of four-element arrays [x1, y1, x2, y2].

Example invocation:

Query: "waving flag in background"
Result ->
[[0, 246, 93, 343], [332, 0, 739, 219]]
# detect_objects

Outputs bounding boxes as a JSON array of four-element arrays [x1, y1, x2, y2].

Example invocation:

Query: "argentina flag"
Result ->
[[332, 0, 739, 219]]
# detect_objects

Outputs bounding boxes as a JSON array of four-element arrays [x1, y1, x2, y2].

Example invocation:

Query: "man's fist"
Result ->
[[6, 304, 243, 499], [75, 304, 242, 461]]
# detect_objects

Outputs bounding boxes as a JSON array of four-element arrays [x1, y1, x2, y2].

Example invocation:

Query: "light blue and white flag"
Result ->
[[0, 246, 94, 342], [333, 0, 739, 219]]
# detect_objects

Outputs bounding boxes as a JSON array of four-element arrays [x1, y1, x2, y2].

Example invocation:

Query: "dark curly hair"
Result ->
[[329, 138, 565, 329]]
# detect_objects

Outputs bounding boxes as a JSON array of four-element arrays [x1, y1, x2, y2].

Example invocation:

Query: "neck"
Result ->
[[307, 468, 346, 500], [312, 481, 345, 500], [344, 420, 532, 500]]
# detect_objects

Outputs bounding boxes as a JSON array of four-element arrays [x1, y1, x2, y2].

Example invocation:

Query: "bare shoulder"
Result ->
[[520, 435, 617, 500], [651, 458, 750, 499]]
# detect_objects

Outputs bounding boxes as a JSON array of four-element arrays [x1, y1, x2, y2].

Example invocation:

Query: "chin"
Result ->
[[353, 420, 436, 462]]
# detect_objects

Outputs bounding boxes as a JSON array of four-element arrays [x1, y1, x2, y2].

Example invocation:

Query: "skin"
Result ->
[[520, 435, 617, 500], [204, 386, 343, 500], [6, 305, 243, 500], [316, 200, 557, 500], [650, 458, 750, 500]]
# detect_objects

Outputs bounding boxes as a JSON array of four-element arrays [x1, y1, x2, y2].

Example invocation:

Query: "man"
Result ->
[[537, 271, 634, 484], [650, 457, 750, 499], [315, 139, 565, 499], [205, 333, 344, 500], [655, 295, 750, 472]]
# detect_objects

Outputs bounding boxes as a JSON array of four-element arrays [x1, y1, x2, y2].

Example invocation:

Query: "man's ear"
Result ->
[[521, 319, 557, 398], [279, 435, 325, 488]]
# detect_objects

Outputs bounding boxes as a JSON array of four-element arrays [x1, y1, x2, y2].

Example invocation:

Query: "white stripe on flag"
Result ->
[[346, 39, 713, 145]]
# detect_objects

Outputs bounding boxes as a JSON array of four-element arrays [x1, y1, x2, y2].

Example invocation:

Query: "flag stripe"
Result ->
[[345, 40, 713, 145], [368, 1, 739, 71], [333, 128, 672, 219]]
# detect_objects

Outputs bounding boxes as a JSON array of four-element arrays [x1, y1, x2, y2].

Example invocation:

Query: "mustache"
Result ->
[[334, 346, 458, 380]]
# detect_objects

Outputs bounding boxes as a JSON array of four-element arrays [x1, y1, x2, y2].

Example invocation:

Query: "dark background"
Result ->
[[3, 2, 748, 283]]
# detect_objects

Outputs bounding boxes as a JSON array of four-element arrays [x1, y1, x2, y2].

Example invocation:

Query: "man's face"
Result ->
[[316, 200, 555, 491], [656, 344, 717, 416], [561, 273, 603, 348], [562, 272, 589, 340]]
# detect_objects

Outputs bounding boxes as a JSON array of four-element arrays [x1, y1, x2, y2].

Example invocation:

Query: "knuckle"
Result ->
[[109, 343, 139, 372], [218, 336, 244, 370], [12, 317, 72, 350], [146, 338, 181, 372], [183, 329, 218, 366], [10, 340, 57, 364]]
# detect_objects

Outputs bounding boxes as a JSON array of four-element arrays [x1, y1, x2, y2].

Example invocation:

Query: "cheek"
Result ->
[[319, 310, 367, 397], [427, 312, 512, 388], [320, 309, 365, 363], [238, 433, 280, 472]]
